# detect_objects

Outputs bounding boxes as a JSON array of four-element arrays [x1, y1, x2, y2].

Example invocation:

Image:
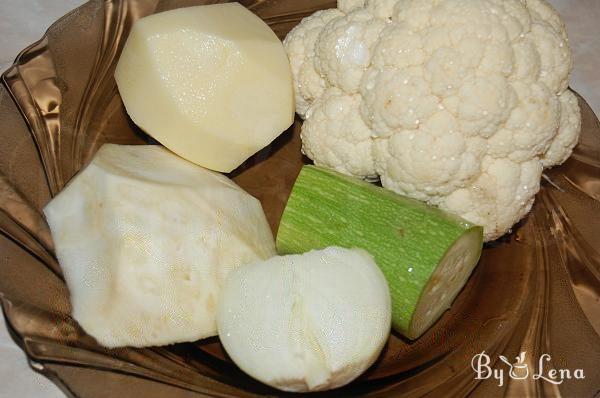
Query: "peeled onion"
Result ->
[[217, 247, 391, 392]]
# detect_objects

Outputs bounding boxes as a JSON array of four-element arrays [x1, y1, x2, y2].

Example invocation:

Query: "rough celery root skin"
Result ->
[[276, 166, 483, 337]]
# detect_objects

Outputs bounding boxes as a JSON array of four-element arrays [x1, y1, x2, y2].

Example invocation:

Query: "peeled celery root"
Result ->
[[276, 166, 483, 339]]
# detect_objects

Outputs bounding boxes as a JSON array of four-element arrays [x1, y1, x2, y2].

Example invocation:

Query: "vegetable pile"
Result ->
[[41, 0, 581, 393], [285, 0, 582, 241]]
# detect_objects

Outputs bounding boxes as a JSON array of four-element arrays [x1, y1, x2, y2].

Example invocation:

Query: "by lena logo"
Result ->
[[471, 351, 585, 387]]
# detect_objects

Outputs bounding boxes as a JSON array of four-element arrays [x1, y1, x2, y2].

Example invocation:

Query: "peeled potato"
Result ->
[[114, 3, 295, 172], [44, 144, 276, 348], [217, 247, 391, 392]]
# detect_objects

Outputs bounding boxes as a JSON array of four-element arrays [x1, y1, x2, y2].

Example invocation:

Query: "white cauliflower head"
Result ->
[[285, 0, 581, 241]]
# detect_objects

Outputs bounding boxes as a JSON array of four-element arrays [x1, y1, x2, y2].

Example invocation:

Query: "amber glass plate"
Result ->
[[0, 1, 599, 397]]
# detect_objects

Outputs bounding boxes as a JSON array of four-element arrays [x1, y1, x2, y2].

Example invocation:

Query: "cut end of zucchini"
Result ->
[[277, 166, 484, 339], [407, 227, 483, 339]]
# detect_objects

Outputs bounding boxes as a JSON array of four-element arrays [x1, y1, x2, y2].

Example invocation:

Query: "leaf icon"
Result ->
[[499, 355, 512, 368]]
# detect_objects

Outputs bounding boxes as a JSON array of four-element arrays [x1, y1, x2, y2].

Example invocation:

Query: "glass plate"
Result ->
[[0, 1, 598, 397]]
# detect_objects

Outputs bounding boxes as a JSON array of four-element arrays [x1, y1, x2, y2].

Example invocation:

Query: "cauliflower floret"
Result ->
[[285, 0, 581, 241], [526, 0, 568, 39], [528, 22, 572, 94], [338, 0, 365, 14], [372, 24, 426, 70], [455, 75, 517, 136], [541, 90, 582, 167], [392, 0, 438, 31], [490, 0, 532, 41], [440, 157, 543, 241], [423, 47, 474, 97], [301, 88, 376, 177], [511, 40, 542, 82], [488, 82, 560, 161], [315, 9, 387, 94], [375, 111, 486, 201], [283, 9, 343, 118], [361, 68, 440, 136], [365, 0, 401, 20]]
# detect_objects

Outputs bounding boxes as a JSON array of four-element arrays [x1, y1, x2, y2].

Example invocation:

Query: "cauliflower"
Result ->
[[284, 0, 581, 241]]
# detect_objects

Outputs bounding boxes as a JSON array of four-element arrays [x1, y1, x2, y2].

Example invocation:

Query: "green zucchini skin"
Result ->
[[276, 165, 483, 337]]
